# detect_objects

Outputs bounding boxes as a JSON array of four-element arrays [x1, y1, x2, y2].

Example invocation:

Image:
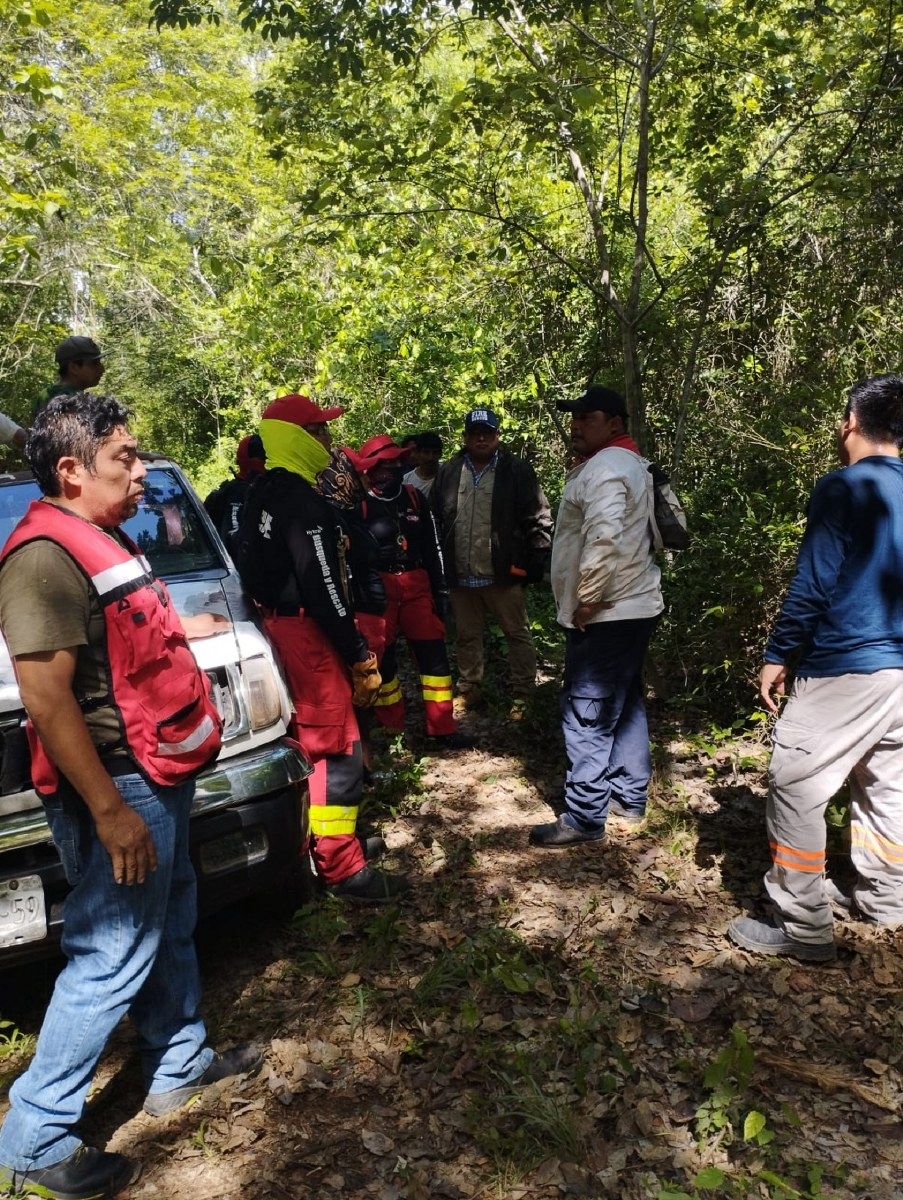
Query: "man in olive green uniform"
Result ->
[[33, 337, 106, 418]]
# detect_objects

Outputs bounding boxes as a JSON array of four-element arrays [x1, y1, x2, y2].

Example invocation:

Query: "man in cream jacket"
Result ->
[[531, 385, 664, 847]]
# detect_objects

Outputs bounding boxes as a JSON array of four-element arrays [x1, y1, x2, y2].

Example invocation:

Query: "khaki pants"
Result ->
[[766, 670, 903, 941], [449, 583, 536, 696]]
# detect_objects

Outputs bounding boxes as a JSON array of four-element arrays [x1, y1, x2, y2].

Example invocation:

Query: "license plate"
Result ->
[[198, 828, 269, 878], [0, 874, 47, 947]]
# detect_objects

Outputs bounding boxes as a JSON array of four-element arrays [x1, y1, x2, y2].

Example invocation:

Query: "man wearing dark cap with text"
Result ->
[[33, 336, 106, 418], [235, 394, 408, 902], [530, 385, 663, 847], [432, 409, 552, 718]]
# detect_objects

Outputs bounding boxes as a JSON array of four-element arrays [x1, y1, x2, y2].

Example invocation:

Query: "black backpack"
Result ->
[[648, 463, 689, 551]]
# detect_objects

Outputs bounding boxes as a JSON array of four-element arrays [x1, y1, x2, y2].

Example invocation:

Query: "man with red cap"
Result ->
[[235, 395, 408, 902], [203, 434, 266, 550], [344, 436, 466, 748]]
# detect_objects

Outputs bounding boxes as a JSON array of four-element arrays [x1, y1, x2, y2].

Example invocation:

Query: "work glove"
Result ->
[[352, 653, 382, 707], [434, 589, 451, 625], [524, 550, 551, 586]]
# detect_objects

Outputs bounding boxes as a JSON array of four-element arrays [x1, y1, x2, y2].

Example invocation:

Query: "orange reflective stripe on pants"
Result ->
[[769, 841, 825, 873], [765, 670, 903, 938]]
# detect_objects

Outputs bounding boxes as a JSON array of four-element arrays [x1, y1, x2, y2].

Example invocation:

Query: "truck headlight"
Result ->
[[240, 655, 282, 731]]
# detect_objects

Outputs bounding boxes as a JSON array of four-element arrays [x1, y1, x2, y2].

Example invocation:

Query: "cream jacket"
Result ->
[[551, 446, 664, 628]]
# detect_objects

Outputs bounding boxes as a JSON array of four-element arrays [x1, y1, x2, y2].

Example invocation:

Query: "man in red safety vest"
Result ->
[[0, 392, 261, 1200]]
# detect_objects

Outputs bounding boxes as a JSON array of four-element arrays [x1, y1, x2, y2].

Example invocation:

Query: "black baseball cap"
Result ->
[[415, 431, 443, 451], [464, 408, 500, 431], [557, 385, 628, 419], [55, 336, 104, 366]]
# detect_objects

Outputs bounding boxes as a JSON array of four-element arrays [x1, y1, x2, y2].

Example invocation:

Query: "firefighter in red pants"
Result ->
[[347, 436, 471, 750], [315, 444, 388, 774], [235, 395, 408, 903]]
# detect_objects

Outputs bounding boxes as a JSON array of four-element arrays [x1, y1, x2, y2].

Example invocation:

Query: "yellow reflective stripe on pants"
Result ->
[[851, 825, 903, 865], [375, 677, 403, 707], [309, 804, 359, 837], [421, 673, 452, 702]]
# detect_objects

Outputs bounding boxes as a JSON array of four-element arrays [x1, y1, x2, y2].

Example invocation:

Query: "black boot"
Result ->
[[529, 815, 606, 848], [359, 834, 387, 861], [144, 1043, 264, 1116], [329, 866, 410, 903], [0, 1145, 139, 1200]]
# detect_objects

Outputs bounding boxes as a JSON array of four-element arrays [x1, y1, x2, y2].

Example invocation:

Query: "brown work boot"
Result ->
[[453, 685, 482, 716]]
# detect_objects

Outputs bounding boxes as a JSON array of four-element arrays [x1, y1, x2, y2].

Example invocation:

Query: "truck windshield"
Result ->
[[0, 467, 222, 578]]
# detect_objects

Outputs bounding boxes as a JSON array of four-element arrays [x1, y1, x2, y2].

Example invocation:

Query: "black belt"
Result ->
[[102, 754, 138, 778], [382, 562, 421, 575]]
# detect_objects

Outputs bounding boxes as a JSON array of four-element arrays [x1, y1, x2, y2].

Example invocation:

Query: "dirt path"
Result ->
[[3, 695, 903, 1199]]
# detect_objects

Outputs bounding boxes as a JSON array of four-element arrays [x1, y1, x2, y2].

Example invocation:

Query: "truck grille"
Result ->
[[0, 717, 31, 796]]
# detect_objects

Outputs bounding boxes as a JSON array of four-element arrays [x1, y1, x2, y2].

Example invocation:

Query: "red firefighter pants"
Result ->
[[372, 569, 455, 737], [263, 614, 365, 885]]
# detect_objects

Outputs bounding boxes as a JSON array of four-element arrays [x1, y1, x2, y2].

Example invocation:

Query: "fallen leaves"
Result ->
[[756, 1049, 902, 1112], [361, 1128, 396, 1155], [6, 725, 893, 1200], [668, 992, 720, 1023]]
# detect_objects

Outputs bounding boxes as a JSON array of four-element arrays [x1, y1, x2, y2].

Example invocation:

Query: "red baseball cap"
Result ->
[[236, 434, 266, 477], [350, 435, 412, 473], [262, 393, 345, 425]]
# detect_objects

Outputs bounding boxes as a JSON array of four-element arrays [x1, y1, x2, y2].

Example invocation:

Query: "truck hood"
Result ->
[[0, 574, 267, 713]]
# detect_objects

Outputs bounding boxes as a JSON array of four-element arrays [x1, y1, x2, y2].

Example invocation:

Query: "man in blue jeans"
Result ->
[[0, 394, 262, 1200], [531, 385, 663, 847]]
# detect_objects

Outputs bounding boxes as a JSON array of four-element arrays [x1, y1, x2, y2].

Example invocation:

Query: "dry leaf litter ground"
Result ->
[[3, 663, 903, 1200]]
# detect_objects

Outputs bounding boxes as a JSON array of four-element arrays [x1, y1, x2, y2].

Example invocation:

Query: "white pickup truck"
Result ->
[[0, 454, 310, 965]]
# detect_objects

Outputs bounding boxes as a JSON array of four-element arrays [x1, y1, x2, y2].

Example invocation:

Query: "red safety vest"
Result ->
[[0, 501, 222, 794]]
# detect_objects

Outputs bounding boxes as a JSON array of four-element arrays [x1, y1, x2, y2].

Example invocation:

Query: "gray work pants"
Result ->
[[766, 669, 903, 942]]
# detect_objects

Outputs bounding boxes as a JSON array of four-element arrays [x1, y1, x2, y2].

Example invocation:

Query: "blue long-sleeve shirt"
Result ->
[[765, 455, 903, 676]]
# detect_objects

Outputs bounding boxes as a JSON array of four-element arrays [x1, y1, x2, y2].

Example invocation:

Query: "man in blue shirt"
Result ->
[[729, 374, 903, 962]]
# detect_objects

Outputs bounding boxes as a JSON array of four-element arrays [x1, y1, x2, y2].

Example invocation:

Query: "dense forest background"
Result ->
[[3, 0, 902, 717]]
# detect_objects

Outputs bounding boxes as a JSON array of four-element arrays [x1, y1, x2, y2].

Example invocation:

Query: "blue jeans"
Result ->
[[560, 617, 658, 830], [0, 773, 213, 1171]]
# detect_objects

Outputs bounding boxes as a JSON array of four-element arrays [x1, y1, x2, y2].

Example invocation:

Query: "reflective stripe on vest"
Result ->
[[156, 712, 219, 757], [92, 555, 153, 600]]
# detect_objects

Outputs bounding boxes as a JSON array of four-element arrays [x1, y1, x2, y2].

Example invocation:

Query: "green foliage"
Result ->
[[413, 924, 546, 1008], [674, 1028, 847, 1199], [403, 925, 638, 1172], [361, 734, 426, 816], [695, 1026, 756, 1146], [471, 1065, 587, 1167], [288, 899, 351, 978], [0, 1015, 36, 1060], [660, 1162, 844, 1200], [3, 0, 903, 716], [0, 1015, 37, 1098]]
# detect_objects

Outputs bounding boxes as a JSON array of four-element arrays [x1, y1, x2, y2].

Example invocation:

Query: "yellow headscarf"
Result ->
[[259, 418, 331, 484]]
